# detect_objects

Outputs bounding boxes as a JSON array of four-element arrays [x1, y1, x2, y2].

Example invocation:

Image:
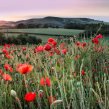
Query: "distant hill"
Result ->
[[0, 20, 15, 28], [0, 16, 105, 28]]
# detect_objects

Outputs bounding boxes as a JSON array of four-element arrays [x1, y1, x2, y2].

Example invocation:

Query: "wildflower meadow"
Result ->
[[0, 34, 109, 109]]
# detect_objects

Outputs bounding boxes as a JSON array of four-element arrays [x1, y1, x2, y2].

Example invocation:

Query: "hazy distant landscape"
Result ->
[[0, 16, 108, 40], [0, 16, 106, 28], [0, 16, 109, 43]]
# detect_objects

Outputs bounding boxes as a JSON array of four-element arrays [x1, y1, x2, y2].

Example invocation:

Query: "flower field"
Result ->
[[0, 34, 109, 109]]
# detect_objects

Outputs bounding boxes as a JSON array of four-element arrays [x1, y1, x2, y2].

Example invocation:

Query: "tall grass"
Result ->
[[0, 35, 109, 109]]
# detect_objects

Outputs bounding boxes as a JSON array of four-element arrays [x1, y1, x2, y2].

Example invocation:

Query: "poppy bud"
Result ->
[[11, 90, 17, 97]]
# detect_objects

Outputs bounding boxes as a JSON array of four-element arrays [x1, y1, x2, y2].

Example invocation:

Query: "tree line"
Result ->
[[16, 23, 109, 34]]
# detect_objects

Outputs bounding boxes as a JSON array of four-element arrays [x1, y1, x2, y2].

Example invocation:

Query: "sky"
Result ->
[[0, 0, 109, 22]]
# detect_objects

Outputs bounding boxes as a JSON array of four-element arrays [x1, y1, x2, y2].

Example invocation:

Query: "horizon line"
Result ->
[[0, 15, 109, 22]]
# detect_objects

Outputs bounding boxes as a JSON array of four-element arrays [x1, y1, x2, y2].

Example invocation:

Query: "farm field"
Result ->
[[0, 28, 84, 42], [0, 28, 84, 41], [0, 34, 109, 109], [0, 28, 84, 36]]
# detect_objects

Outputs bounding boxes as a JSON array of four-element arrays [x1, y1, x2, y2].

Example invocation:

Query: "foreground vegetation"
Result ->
[[0, 34, 109, 109]]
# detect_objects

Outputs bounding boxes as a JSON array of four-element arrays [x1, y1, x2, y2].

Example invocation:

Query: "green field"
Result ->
[[0, 28, 84, 42], [0, 28, 84, 36]]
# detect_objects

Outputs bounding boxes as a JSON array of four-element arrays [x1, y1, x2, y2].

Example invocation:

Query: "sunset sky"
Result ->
[[0, 0, 109, 21]]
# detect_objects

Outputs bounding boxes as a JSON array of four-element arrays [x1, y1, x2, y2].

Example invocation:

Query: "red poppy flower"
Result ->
[[2, 48, 8, 54], [4, 44, 10, 48], [48, 96, 56, 104], [17, 64, 33, 74], [96, 34, 103, 39], [22, 47, 26, 51], [2, 74, 12, 81], [81, 42, 87, 48], [40, 77, 45, 86], [44, 44, 52, 51], [4, 64, 13, 73], [24, 92, 36, 102], [62, 49, 67, 55], [92, 38, 99, 45], [40, 77, 51, 87], [45, 77, 51, 87], [48, 38, 55, 43], [75, 41, 81, 46], [81, 70, 85, 76], [5, 54, 12, 59], [51, 41, 57, 47], [34, 45, 44, 53]]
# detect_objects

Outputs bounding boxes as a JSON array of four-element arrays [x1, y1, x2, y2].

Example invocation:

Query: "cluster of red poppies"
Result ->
[[2, 44, 14, 59], [75, 41, 87, 48], [0, 34, 105, 105], [34, 38, 68, 55], [0, 62, 53, 103]]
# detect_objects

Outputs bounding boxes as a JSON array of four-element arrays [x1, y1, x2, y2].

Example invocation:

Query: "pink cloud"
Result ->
[[0, 0, 109, 21]]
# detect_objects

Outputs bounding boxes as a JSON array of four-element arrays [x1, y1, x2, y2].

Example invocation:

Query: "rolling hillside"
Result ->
[[0, 16, 104, 28]]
